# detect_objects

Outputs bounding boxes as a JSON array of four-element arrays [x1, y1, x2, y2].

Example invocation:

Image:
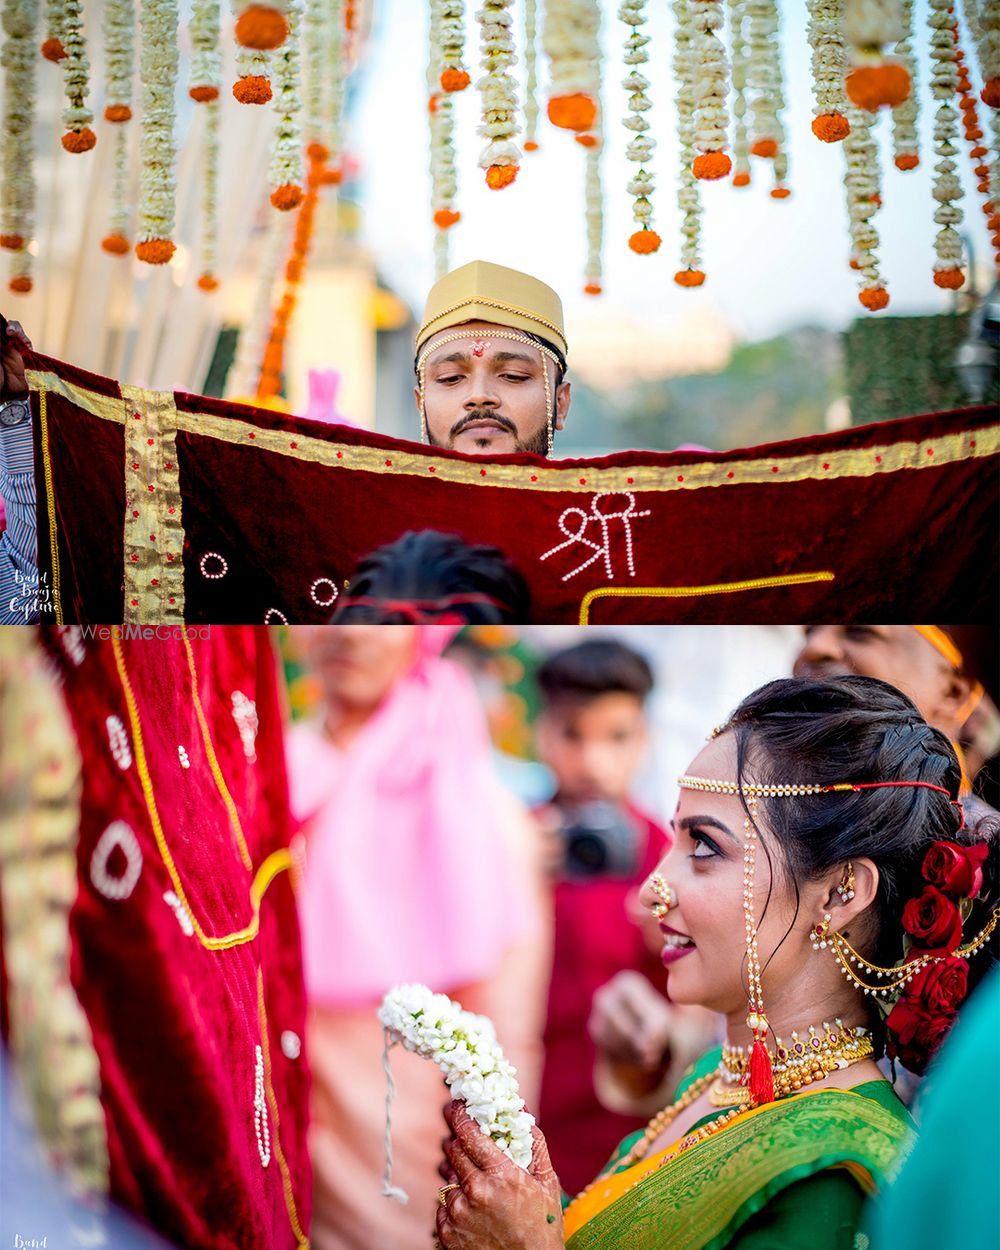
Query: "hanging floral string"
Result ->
[[963, 0, 998, 107], [234, 45, 272, 103], [476, 0, 520, 190], [439, 0, 470, 92], [322, 0, 346, 180], [523, 0, 540, 149], [2, 0, 38, 293], [197, 98, 221, 288], [844, 0, 910, 111], [103, 0, 133, 121], [233, 0, 287, 51], [928, 0, 964, 288], [225, 209, 295, 399], [620, 0, 659, 252], [844, 103, 889, 308], [584, 137, 604, 292], [673, 0, 704, 283], [429, 1, 460, 264], [41, 0, 66, 60], [135, 0, 178, 263], [189, 0, 221, 101], [301, 0, 326, 156], [729, 0, 751, 185], [61, 0, 96, 151], [101, 124, 131, 255], [807, 0, 851, 141], [745, 0, 785, 162], [889, 0, 918, 166], [955, 22, 999, 269], [691, 0, 732, 180], [269, 0, 304, 209], [544, 0, 600, 134]]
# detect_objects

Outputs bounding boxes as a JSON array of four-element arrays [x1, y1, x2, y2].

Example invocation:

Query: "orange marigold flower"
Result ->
[[982, 78, 1000, 109], [895, 153, 919, 170], [988, 213, 1000, 231], [440, 68, 470, 92], [307, 141, 329, 161], [524, 140, 540, 152], [974, 163, 990, 177], [933, 268, 964, 289], [271, 183, 303, 211], [322, 166, 343, 185], [547, 92, 598, 132], [584, 282, 602, 295], [233, 75, 272, 104], [189, 85, 220, 102], [40, 36, 65, 60], [9, 276, 32, 294], [575, 133, 599, 148], [104, 104, 132, 122], [485, 164, 518, 190], [135, 238, 176, 265], [969, 145, 987, 158], [811, 113, 850, 142], [732, 171, 751, 187], [234, 4, 288, 50], [849, 258, 862, 270], [433, 208, 461, 228], [845, 63, 911, 111], [693, 151, 732, 180], [674, 269, 706, 287], [750, 138, 778, 158], [62, 128, 97, 153], [197, 274, 219, 292], [770, 186, 791, 199], [859, 287, 890, 310], [428, 93, 438, 114], [101, 233, 130, 255], [0, 234, 24, 250], [286, 257, 303, 282], [629, 229, 661, 254]]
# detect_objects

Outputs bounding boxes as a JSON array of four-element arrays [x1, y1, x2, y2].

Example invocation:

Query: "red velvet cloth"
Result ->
[[41, 625, 311, 1250], [27, 351, 999, 623], [539, 804, 668, 1195]]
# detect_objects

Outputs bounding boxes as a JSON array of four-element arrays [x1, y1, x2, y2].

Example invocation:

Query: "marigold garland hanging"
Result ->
[[234, 0, 287, 51], [844, 0, 911, 111], [2, 0, 38, 293], [189, 0, 221, 101], [41, 0, 66, 60], [807, 0, 850, 141], [103, 0, 133, 121], [234, 46, 272, 103], [690, 0, 732, 180], [476, 0, 520, 190], [672, 0, 704, 282], [429, 3, 460, 271], [523, 0, 540, 149], [135, 0, 178, 263], [544, 0, 600, 134], [728, 0, 751, 184], [619, 0, 658, 252], [101, 122, 131, 254], [955, 27, 998, 270], [60, 0, 95, 151], [438, 0, 470, 92], [890, 0, 919, 167], [269, 0, 304, 210], [843, 103, 889, 308], [745, 0, 789, 171], [927, 0, 964, 288], [962, 0, 998, 108], [197, 98, 221, 289]]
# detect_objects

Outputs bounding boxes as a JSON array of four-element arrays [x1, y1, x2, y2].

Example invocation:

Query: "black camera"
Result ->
[[558, 801, 640, 880]]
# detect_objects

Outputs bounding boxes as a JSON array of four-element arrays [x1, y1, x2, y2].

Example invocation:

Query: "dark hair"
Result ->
[[537, 639, 654, 707], [725, 675, 997, 1001], [330, 530, 530, 624]]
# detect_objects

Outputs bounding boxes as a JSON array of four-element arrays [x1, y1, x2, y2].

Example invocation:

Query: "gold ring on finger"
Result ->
[[437, 1183, 460, 1207]]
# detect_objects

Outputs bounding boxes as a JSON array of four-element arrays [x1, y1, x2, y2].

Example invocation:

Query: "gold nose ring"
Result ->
[[649, 874, 677, 917]]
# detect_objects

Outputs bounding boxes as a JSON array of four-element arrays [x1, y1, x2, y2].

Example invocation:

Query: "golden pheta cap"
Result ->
[[416, 260, 568, 359]]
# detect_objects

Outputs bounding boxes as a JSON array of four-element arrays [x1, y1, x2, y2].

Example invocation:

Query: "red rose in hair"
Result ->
[[902, 956, 969, 1013], [922, 840, 988, 899], [885, 998, 956, 1076], [901, 885, 964, 955]]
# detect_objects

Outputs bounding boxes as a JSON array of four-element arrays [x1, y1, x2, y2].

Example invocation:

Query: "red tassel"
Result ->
[[749, 1036, 774, 1105]]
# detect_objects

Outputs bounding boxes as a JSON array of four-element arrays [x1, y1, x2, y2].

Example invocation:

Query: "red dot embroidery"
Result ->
[[822, 462, 830, 470], [149, 533, 156, 541], [926, 447, 934, 456], [132, 510, 140, 518], [771, 465, 779, 473], [167, 506, 176, 514], [429, 465, 437, 473], [147, 438, 154, 446], [131, 598, 138, 606], [970, 439, 977, 448], [579, 478, 587, 486], [677, 475, 684, 483], [147, 484, 155, 492], [384, 459, 392, 467], [168, 597, 176, 605], [875, 455, 882, 464], [130, 553, 138, 562], [150, 578, 159, 587], [133, 413, 141, 421], [132, 462, 139, 470], [248, 432, 256, 439], [290, 441, 297, 449], [336, 451, 343, 459], [480, 468, 487, 477], [627, 477, 634, 485], [530, 474, 538, 482], [164, 461, 173, 469], [166, 554, 174, 562], [726, 471, 734, 479]]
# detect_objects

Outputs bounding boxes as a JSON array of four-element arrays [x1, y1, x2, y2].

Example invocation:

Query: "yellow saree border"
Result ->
[[564, 1088, 911, 1250], [36, 389, 65, 624], [578, 572, 836, 623], [26, 368, 998, 495]]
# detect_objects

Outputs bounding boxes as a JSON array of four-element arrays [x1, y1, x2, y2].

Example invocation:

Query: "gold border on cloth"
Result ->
[[578, 572, 837, 623]]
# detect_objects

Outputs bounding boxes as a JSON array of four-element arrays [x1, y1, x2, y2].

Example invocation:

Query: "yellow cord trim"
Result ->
[[257, 968, 310, 1249], [182, 636, 253, 871], [578, 572, 836, 623], [110, 636, 291, 949], [37, 388, 64, 625]]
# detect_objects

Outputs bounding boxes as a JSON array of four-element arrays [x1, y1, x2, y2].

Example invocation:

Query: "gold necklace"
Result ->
[[710, 1019, 874, 1107]]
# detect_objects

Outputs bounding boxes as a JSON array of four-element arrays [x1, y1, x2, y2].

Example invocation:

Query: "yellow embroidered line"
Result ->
[[183, 636, 253, 871], [257, 968, 310, 1249], [578, 572, 836, 624], [110, 636, 291, 949], [37, 388, 64, 625]]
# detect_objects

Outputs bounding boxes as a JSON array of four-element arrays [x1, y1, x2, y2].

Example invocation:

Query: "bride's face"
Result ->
[[639, 734, 817, 1019]]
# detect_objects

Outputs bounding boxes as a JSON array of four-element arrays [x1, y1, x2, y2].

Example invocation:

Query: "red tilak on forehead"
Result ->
[[471, 339, 489, 357]]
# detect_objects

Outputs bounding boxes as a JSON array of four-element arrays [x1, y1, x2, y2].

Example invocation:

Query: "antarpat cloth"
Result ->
[[24, 350, 999, 624]]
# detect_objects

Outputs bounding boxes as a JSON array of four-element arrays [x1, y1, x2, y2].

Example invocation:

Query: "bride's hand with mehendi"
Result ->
[[435, 1101, 565, 1250]]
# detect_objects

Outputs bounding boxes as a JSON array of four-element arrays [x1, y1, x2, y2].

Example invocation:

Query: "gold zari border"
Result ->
[[579, 572, 837, 623]]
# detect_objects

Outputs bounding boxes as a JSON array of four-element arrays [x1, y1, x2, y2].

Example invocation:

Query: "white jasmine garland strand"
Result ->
[[690, 0, 732, 177], [378, 985, 535, 1181], [269, 0, 304, 205], [324, 0, 345, 169], [103, 0, 134, 117], [971, 0, 999, 107], [301, 0, 325, 149], [673, 0, 703, 276], [844, 0, 904, 53], [107, 122, 130, 239], [583, 104, 604, 290], [200, 97, 220, 281], [843, 103, 888, 307], [807, 0, 850, 140], [188, 0, 221, 99], [1, 0, 38, 291], [226, 209, 296, 397], [428, 5, 459, 275], [745, 0, 786, 160], [61, 0, 94, 143], [42, 0, 65, 55], [136, 0, 179, 258], [523, 0, 539, 146], [928, 0, 964, 284], [728, 0, 750, 181], [620, 0, 658, 246], [476, 0, 520, 188], [439, 0, 470, 89], [543, 0, 601, 109], [236, 44, 271, 94], [890, 0, 918, 166]]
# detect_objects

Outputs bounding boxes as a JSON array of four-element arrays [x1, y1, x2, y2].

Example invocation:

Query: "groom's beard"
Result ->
[[428, 408, 550, 457]]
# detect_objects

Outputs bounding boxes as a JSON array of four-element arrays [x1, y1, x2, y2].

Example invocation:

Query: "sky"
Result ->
[[350, 0, 995, 346]]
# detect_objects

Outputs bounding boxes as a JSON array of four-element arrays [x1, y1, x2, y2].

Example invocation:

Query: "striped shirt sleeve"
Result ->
[[0, 416, 40, 624]]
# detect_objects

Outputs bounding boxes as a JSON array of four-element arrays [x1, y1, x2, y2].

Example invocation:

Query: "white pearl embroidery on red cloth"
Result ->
[[90, 821, 143, 901], [106, 715, 133, 770], [254, 1044, 271, 1167]]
